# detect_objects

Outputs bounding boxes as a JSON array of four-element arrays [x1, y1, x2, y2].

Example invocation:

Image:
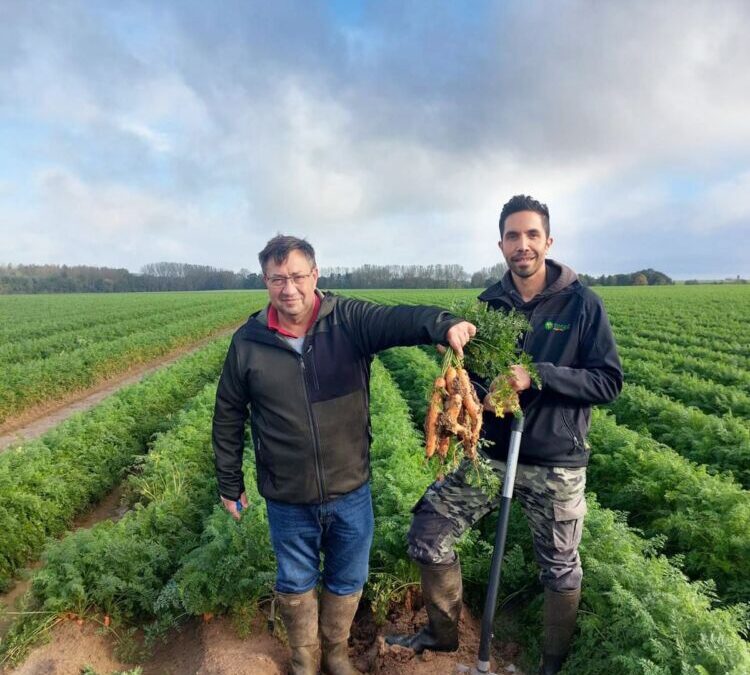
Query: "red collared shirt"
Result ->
[[267, 294, 321, 338]]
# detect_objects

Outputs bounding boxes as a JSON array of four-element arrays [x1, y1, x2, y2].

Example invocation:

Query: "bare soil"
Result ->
[[0, 326, 239, 453], [3, 597, 525, 675]]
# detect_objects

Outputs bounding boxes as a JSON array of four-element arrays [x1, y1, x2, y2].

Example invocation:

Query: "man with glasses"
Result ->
[[212, 235, 475, 675]]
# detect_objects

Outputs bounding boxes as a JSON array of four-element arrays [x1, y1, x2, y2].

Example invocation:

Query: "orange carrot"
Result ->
[[424, 389, 443, 458]]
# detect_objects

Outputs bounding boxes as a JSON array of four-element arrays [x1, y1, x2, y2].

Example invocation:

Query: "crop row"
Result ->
[[28, 383, 223, 625], [0, 301, 261, 425], [0, 382, 231, 666], [607, 383, 750, 489], [0, 296, 238, 366], [614, 333, 750, 378], [374, 355, 750, 673], [380, 347, 750, 603], [0, 291, 265, 343], [617, 344, 750, 394], [606, 305, 747, 340], [0, 338, 229, 592], [622, 359, 750, 420], [611, 322, 749, 360], [587, 409, 750, 603]]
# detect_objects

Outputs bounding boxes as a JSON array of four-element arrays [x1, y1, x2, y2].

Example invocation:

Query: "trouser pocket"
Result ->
[[551, 493, 587, 554]]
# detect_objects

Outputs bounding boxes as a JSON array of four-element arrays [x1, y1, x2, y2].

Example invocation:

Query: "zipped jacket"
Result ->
[[212, 291, 460, 504], [477, 260, 622, 467]]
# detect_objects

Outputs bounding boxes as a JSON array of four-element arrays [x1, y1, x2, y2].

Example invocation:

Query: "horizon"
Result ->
[[2, 258, 742, 283]]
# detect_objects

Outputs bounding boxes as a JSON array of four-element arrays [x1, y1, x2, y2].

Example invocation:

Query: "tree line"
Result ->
[[578, 269, 674, 286], [0, 262, 674, 294]]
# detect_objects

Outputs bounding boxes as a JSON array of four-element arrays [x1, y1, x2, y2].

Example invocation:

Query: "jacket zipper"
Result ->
[[306, 344, 320, 390], [520, 304, 542, 415], [562, 411, 582, 453], [299, 356, 326, 501]]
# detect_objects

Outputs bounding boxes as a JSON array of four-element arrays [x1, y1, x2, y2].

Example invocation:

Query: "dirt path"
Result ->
[[3, 599, 525, 675], [0, 326, 239, 453]]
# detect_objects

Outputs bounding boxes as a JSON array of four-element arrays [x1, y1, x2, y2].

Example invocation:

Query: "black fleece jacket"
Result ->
[[477, 260, 622, 467], [212, 291, 460, 504]]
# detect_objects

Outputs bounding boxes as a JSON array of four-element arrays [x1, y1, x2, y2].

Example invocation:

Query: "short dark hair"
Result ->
[[499, 195, 550, 238], [258, 235, 317, 274]]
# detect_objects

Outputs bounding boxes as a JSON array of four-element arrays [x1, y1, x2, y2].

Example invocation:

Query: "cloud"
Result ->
[[0, 0, 748, 277]]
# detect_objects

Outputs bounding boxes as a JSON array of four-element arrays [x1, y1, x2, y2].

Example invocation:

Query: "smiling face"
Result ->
[[499, 210, 553, 281], [264, 249, 319, 325]]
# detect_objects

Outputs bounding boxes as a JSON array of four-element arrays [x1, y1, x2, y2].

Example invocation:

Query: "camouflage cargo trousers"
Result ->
[[407, 456, 587, 592]]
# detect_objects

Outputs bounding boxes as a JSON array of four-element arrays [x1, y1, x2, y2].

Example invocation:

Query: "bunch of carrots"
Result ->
[[423, 350, 522, 463], [424, 359, 483, 461], [423, 300, 537, 465]]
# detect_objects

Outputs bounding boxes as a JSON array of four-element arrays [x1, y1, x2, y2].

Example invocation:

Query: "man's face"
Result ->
[[499, 210, 553, 279], [264, 249, 319, 322]]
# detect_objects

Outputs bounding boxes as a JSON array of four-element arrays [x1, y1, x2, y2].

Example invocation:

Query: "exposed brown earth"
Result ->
[[0, 326, 239, 453], [2, 598, 524, 675]]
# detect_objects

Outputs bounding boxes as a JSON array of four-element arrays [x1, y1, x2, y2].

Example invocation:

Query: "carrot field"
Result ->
[[1, 284, 749, 674]]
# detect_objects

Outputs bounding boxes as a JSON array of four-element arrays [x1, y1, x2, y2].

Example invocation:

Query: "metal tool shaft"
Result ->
[[476, 414, 524, 669]]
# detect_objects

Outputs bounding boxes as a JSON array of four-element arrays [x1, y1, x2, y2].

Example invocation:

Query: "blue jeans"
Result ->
[[266, 481, 374, 595]]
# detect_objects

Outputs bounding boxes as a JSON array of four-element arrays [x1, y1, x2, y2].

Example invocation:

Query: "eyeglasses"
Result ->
[[265, 271, 315, 288]]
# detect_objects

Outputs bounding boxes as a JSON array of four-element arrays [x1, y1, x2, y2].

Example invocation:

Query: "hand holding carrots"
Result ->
[[507, 365, 532, 392], [483, 365, 531, 415], [444, 321, 476, 358]]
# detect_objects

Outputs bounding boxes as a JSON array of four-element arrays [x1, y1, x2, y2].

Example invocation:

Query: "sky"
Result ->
[[1, 0, 749, 279]]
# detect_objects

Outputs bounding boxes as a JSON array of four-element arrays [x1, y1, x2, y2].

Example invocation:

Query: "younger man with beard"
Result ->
[[387, 195, 622, 674]]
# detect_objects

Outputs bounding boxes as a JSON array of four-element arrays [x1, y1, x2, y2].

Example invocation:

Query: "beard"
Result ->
[[508, 255, 543, 278]]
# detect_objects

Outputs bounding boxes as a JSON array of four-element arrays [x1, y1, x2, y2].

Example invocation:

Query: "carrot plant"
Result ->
[[0, 383, 223, 665], [0, 338, 229, 592], [378, 346, 750, 673], [588, 408, 750, 603]]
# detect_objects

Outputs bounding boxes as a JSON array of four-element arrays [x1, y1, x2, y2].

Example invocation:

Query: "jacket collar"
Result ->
[[267, 294, 321, 337], [243, 290, 336, 345]]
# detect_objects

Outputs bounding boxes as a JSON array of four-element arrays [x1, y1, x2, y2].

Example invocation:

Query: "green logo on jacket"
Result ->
[[544, 320, 570, 332]]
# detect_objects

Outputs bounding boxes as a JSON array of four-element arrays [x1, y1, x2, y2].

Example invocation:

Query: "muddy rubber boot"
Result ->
[[276, 589, 320, 675], [319, 588, 362, 675], [539, 587, 580, 675], [385, 556, 462, 653]]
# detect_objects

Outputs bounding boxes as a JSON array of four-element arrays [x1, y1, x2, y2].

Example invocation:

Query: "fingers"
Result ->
[[221, 495, 244, 521], [446, 321, 477, 358], [508, 365, 531, 392], [482, 393, 495, 412]]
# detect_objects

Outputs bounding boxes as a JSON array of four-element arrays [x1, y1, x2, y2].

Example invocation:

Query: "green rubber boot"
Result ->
[[539, 587, 580, 675], [276, 589, 319, 675], [319, 588, 362, 675], [385, 556, 462, 653]]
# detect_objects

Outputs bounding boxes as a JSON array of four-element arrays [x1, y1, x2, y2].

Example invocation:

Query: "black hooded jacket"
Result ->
[[212, 291, 460, 504], [477, 260, 622, 467]]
